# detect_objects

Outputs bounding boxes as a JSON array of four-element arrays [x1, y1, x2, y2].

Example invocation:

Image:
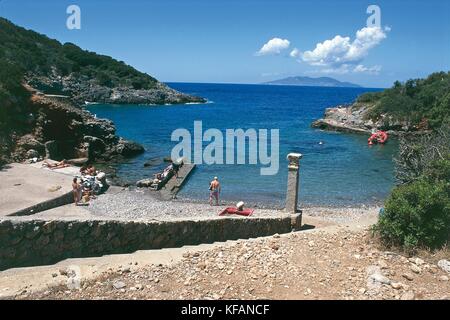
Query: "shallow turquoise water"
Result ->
[[88, 83, 397, 207]]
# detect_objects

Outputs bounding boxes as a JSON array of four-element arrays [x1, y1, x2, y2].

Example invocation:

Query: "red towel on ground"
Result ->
[[219, 207, 254, 216]]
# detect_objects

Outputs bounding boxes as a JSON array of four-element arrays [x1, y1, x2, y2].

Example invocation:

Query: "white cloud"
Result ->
[[306, 64, 351, 75], [302, 35, 351, 66], [261, 72, 284, 77], [305, 64, 382, 75], [289, 48, 301, 58], [256, 38, 290, 56], [301, 26, 388, 67], [353, 64, 382, 75]]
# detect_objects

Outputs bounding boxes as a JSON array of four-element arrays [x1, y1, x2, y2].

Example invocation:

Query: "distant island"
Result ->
[[263, 76, 361, 88]]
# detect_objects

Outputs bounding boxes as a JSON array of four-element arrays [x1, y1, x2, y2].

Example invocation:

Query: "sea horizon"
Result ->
[[164, 81, 387, 90]]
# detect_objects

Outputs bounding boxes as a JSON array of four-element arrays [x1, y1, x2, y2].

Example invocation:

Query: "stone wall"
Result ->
[[0, 214, 301, 270], [9, 191, 74, 217]]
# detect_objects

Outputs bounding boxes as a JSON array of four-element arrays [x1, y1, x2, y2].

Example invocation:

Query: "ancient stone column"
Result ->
[[286, 153, 302, 214]]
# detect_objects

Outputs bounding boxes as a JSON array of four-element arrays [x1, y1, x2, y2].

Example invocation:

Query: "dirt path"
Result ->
[[17, 218, 450, 300]]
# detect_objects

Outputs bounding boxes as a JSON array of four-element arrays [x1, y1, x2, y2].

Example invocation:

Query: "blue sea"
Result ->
[[88, 83, 398, 207]]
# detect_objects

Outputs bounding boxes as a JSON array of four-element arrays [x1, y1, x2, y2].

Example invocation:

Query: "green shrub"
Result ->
[[394, 123, 450, 184], [357, 91, 381, 103], [375, 178, 450, 250], [424, 156, 450, 183], [359, 71, 450, 130]]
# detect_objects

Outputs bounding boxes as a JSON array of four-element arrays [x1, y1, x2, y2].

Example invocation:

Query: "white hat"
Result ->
[[214, 176, 218, 180]]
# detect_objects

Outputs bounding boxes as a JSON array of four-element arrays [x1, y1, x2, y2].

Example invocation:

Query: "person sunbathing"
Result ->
[[80, 165, 88, 175], [154, 172, 163, 180], [87, 165, 97, 176], [81, 165, 97, 176], [43, 160, 70, 170]]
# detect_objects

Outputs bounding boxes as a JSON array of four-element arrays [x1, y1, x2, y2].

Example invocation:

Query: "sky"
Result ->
[[0, 0, 449, 88]]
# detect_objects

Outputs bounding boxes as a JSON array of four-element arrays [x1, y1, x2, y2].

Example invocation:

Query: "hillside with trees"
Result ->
[[0, 17, 204, 105], [312, 72, 450, 134], [0, 18, 211, 165], [358, 72, 450, 130]]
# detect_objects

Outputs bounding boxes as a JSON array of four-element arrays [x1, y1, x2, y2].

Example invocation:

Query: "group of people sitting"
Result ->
[[80, 164, 98, 176], [72, 164, 106, 205], [40, 159, 107, 206]]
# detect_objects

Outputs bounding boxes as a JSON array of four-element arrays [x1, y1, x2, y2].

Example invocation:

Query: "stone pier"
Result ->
[[286, 153, 302, 214]]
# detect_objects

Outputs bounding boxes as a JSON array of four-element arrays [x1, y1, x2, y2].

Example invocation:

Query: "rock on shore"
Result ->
[[8, 90, 144, 163], [27, 73, 206, 106], [311, 105, 374, 134], [311, 103, 428, 135]]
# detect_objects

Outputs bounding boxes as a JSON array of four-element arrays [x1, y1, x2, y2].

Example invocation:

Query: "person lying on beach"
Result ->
[[43, 160, 70, 170]]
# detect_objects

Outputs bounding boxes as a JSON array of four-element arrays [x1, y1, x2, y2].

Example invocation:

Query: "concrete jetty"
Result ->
[[0, 163, 76, 216], [159, 163, 196, 200]]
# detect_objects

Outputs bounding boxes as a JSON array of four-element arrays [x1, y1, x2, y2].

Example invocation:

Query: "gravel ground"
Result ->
[[26, 228, 450, 300], [87, 188, 284, 221], [303, 206, 380, 224], [86, 188, 380, 223]]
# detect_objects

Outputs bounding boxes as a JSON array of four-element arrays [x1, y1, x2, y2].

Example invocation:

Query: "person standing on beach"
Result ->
[[72, 177, 81, 205], [209, 177, 221, 206]]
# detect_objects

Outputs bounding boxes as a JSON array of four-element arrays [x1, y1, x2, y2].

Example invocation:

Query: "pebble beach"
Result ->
[[86, 187, 380, 223]]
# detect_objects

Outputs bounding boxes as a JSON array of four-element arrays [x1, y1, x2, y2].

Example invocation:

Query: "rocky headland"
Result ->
[[312, 72, 450, 136], [311, 104, 375, 134], [6, 86, 144, 165], [312, 103, 431, 136], [0, 18, 206, 167], [26, 73, 205, 106]]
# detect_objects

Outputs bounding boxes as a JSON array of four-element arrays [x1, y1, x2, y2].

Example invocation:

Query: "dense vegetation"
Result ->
[[0, 59, 31, 166], [374, 124, 450, 251], [0, 17, 158, 90], [358, 72, 450, 130]]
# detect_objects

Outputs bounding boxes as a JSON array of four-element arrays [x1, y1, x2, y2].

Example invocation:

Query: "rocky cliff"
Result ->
[[26, 72, 205, 106], [312, 104, 380, 134], [3, 86, 144, 165], [0, 18, 207, 167], [312, 72, 450, 135], [0, 18, 206, 106], [312, 103, 432, 136]]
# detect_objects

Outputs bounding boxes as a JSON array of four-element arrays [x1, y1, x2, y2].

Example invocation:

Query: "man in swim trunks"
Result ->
[[209, 176, 221, 206]]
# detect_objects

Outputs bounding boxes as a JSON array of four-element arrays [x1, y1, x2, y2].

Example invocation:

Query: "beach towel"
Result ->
[[219, 207, 254, 217]]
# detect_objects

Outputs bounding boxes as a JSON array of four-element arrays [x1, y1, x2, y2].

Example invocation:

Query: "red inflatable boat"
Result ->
[[368, 131, 388, 145]]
